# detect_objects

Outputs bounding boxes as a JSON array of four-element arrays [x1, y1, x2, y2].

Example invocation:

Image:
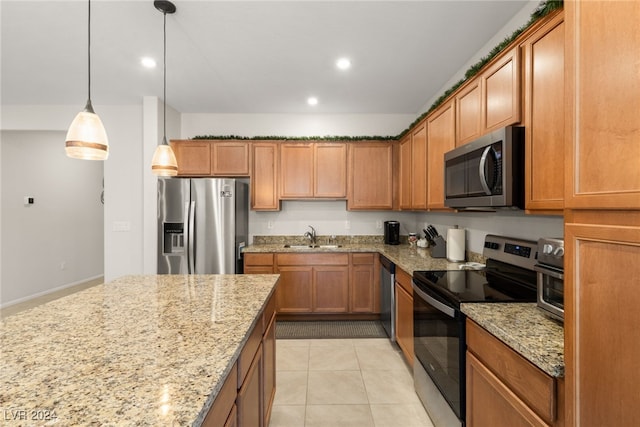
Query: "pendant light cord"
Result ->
[[163, 9, 167, 144], [87, 0, 91, 103]]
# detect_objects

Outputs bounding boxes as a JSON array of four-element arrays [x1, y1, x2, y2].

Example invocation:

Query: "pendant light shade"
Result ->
[[151, 0, 178, 176], [151, 137, 178, 176], [66, 0, 109, 160]]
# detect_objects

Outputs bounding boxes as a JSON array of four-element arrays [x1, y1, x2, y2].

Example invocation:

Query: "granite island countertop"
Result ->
[[0, 274, 279, 426], [461, 303, 565, 378]]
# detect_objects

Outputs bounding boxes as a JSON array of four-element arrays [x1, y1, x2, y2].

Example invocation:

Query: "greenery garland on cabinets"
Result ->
[[192, 0, 563, 142], [191, 135, 398, 141], [397, 0, 563, 137]]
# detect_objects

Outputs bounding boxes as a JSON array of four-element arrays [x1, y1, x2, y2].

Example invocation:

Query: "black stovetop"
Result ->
[[413, 259, 537, 308]]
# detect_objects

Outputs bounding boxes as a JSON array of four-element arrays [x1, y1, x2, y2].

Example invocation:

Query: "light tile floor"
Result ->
[[271, 338, 434, 427]]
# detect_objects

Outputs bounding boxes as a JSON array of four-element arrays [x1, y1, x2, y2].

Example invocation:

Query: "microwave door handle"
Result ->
[[412, 281, 456, 318], [478, 146, 493, 196]]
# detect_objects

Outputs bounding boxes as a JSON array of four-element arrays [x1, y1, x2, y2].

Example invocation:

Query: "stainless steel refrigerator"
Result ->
[[158, 178, 248, 274]]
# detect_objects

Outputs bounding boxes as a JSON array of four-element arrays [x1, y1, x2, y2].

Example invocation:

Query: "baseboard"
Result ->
[[0, 275, 104, 310]]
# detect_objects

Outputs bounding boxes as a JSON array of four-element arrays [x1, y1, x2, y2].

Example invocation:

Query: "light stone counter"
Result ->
[[0, 274, 279, 426], [243, 241, 479, 275], [461, 303, 565, 378]]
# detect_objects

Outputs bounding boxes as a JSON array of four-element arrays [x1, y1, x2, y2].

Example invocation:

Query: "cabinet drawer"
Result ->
[[202, 363, 237, 427], [276, 253, 349, 266], [237, 322, 263, 388], [351, 253, 375, 265], [244, 253, 274, 266], [466, 320, 556, 424], [395, 267, 413, 294]]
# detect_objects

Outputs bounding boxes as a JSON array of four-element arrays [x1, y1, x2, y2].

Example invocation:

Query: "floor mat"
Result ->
[[276, 320, 387, 339]]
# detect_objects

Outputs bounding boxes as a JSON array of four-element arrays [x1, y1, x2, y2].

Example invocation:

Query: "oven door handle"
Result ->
[[412, 281, 456, 318], [534, 264, 564, 280]]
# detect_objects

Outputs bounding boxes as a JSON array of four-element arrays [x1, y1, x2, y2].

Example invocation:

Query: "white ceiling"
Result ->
[[1, 0, 531, 114]]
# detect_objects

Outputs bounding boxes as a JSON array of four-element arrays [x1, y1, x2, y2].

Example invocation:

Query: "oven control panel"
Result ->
[[483, 235, 538, 270]]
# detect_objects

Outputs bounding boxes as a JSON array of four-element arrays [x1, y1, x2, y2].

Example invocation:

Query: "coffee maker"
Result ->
[[384, 221, 400, 245]]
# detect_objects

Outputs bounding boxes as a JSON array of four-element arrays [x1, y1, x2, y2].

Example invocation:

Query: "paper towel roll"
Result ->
[[447, 228, 466, 262]]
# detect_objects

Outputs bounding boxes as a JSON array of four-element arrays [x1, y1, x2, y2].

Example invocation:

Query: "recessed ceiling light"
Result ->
[[141, 57, 157, 68], [336, 58, 351, 70], [307, 97, 319, 106]]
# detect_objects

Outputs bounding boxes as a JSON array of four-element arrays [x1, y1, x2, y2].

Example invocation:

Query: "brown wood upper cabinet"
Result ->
[[399, 121, 427, 210], [251, 142, 280, 211], [348, 141, 395, 210], [170, 140, 250, 177], [455, 46, 521, 146], [522, 11, 565, 213], [564, 1, 640, 209], [426, 99, 456, 210], [279, 142, 347, 199]]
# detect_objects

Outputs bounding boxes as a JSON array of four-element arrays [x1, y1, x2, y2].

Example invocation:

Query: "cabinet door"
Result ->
[[350, 253, 378, 313], [313, 266, 349, 313], [348, 142, 394, 210], [399, 135, 412, 209], [523, 12, 565, 212], [427, 99, 456, 210], [411, 122, 428, 210], [395, 282, 414, 365], [565, 1, 640, 209], [315, 143, 347, 198], [275, 266, 313, 313], [482, 46, 521, 132], [212, 142, 250, 176], [467, 352, 549, 427], [251, 142, 279, 211], [456, 81, 482, 146], [237, 344, 263, 427], [262, 312, 276, 427], [280, 143, 314, 198], [565, 211, 640, 427], [171, 140, 212, 176]]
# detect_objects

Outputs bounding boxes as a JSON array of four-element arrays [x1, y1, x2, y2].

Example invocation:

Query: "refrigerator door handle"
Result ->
[[188, 200, 196, 274]]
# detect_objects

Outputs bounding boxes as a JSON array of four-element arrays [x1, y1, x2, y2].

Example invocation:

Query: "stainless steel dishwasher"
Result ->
[[379, 254, 396, 342]]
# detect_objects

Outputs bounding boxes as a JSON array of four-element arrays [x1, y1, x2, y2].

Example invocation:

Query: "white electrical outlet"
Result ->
[[375, 220, 383, 229], [60, 262, 66, 270], [345, 220, 351, 230], [267, 221, 274, 229]]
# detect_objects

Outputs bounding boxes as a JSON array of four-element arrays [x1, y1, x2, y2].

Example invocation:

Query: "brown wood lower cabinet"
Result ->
[[237, 344, 262, 426], [394, 267, 414, 365], [466, 319, 564, 427], [202, 290, 277, 427], [246, 252, 380, 316]]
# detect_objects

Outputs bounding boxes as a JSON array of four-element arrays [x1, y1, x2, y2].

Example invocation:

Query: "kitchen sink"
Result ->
[[283, 244, 342, 249]]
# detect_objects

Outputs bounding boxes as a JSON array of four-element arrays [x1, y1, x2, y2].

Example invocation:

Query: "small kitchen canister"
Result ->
[[446, 226, 466, 262]]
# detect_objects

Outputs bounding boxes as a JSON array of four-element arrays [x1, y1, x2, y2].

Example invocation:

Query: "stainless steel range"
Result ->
[[412, 235, 539, 426]]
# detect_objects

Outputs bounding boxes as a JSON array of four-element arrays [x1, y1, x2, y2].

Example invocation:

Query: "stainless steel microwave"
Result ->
[[444, 126, 524, 209]]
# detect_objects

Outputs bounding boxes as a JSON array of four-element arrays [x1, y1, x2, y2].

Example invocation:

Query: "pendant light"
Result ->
[[65, 0, 109, 160], [151, 0, 178, 176]]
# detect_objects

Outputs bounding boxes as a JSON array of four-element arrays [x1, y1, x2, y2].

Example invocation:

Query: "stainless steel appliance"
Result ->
[[384, 221, 400, 245], [444, 126, 524, 209], [535, 237, 564, 322], [158, 178, 248, 274], [379, 254, 396, 341], [412, 235, 538, 426]]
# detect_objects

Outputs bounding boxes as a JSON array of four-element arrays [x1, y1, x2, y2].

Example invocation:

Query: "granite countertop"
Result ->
[[0, 274, 279, 426], [243, 240, 478, 275], [461, 303, 565, 378]]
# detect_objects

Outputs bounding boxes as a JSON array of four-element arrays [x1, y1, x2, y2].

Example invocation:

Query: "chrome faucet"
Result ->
[[304, 225, 317, 246]]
